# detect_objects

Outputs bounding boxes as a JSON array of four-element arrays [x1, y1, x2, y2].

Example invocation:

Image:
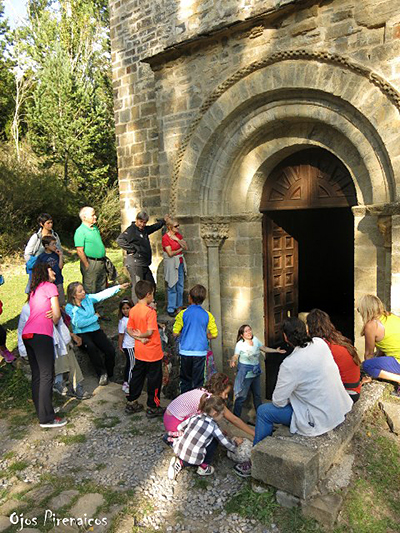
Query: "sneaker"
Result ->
[[162, 433, 173, 447], [146, 406, 165, 419], [74, 384, 92, 400], [234, 460, 252, 478], [197, 464, 214, 476], [40, 417, 67, 429], [53, 382, 68, 396], [122, 382, 129, 394], [168, 457, 182, 480], [125, 400, 144, 414], [391, 386, 400, 398], [1, 349, 16, 363], [98, 374, 108, 386]]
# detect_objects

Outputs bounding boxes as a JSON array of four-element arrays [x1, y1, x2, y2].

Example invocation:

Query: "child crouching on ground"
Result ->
[[168, 395, 243, 480]]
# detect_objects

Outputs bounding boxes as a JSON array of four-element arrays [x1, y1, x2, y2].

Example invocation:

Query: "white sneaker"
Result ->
[[168, 457, 182, 480], [122, 382, 129, 393], [197, 464, 214, 476], [99, 374, 108, 386], [40, 417, 67, 428]]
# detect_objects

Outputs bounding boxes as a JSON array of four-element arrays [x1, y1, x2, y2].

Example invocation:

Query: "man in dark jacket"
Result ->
[[116, 211, 169, 301]]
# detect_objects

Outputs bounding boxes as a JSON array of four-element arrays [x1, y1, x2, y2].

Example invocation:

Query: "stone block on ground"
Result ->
[[0, 516, 11, 533], [49, 525, 79, 533], [0, 499, 28, 516], [379, 400, 400, 434], [302, 493, 343, 528], [251, 382, 385, 499], [276, 490, 300, 508], [25, 483, 54, 503], [251, 438, 319, 499], [48, 490, 80, 510], [69, 493, 105, 519]]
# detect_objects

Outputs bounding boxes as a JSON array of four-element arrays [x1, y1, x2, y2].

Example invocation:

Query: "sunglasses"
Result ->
[[173, 224, 180, 228]]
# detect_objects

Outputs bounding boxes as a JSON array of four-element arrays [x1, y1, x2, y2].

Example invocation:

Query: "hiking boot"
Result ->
[[146, 406, 165, 419], [98, 374, 108, 386], [234, 460, 252, 478], [73, 384, 92, 400], [40, 417, 67, 429], [1, 349, 16, 363], [53, 381, 68, 396], [168, 457, 182, 480], [391, 386, 400, 399], [125, 400, 144, 414], [197, 464, 214, 476]]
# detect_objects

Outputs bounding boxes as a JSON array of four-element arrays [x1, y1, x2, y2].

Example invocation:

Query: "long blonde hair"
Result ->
[[357, 294, 390, 336]]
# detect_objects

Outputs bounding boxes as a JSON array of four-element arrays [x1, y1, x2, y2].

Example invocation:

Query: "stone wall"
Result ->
[[110, 0, 400, 364]]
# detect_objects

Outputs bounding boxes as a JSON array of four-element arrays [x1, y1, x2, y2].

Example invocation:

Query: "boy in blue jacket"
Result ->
[[173, 284, 218, 393]]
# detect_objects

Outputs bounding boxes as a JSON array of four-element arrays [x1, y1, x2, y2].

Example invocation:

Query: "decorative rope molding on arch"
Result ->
[[170, 49, 400, 215]]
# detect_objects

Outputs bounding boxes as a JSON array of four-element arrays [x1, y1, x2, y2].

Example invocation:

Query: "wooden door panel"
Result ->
[[263, 215, 299, 346]]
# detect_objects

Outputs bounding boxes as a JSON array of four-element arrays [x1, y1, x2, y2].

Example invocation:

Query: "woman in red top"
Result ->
[[162, 218, 187, 317], [307, 309, 361, 402]]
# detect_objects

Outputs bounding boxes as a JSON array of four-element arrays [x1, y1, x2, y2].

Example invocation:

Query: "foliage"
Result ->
[[225, 483, 278, 524], [95, 184, 122, 245], [0, 1, 15, 140], [15, 0, 117, 201], [0, 143, 77, 254]]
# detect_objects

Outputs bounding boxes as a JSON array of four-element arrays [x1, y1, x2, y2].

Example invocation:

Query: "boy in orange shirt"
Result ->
[[126, 280, 164, 418]]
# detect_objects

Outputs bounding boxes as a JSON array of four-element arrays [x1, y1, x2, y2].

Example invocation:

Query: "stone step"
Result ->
[[251, 382, 386, 499]]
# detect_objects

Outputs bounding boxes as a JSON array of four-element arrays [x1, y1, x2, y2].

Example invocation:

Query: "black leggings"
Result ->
[[23, 334, 55, 424], [80, 329, 115, 378], [0, 324, 6, 346]]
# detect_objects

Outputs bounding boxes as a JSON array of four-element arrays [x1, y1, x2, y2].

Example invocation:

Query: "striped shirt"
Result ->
[[167, 388, 211, 420], [173, 413, 237, 465]]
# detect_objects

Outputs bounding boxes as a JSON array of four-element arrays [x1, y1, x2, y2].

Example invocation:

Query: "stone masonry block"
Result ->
[[251, 437, 319, 499], [302, 493, 343, 528]]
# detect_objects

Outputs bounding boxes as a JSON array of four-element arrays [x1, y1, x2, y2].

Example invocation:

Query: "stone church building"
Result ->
[[109, 0, 400, 374]]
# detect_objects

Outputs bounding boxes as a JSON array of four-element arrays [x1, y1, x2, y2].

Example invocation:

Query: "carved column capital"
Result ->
[[200, 223, 229, 247]]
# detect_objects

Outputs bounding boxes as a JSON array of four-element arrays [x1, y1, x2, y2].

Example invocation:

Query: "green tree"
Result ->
[[23, 0, 117, 198], [0, 1, 15, 140]]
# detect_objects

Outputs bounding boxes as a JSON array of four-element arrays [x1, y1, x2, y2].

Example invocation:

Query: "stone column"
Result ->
[[200, 222, 229, 370], [390, 215, 400, 315]]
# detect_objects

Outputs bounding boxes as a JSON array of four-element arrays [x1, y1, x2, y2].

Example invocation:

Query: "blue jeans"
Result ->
[[233, 374, 262, 417], [254, 403, 293, 445], [167, 263, 184, 313]]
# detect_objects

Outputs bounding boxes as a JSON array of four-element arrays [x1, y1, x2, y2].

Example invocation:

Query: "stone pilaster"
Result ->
[[200, 223, 229, 370]]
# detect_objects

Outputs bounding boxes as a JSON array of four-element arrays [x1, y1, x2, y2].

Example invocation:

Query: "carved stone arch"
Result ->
[[260, 148, 357, 211], [171, 54, 400, 216]]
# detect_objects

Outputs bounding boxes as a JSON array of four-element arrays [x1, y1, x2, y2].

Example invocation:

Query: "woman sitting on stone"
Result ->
[[65, 281, 129, 386], [357, 294, 400, 397], [162, 218, 187, 317], [234, 317, 353, 478], [306, 309, 361, 402]]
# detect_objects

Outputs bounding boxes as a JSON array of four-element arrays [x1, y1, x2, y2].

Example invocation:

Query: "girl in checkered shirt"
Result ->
[[167, 395, 243, 479]]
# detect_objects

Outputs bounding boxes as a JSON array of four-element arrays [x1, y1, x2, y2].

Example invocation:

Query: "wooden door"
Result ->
[[263, 215, 298, 346]]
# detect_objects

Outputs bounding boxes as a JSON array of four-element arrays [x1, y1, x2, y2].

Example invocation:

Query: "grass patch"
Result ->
[[192, 476, 210, 490], [3, 451, 16, 460], [58, 434, 87, 445], [95, 463, 106, 471], [336, 409, 400, 533], [93, 415, 121, 429], [126, 427, 143, 437], [225, 482, 277, 523], [8, 460, 29, 473], [0, 365, 32, 409]]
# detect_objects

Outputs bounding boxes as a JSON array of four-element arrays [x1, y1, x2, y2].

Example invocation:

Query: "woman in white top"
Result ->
[[234, 317, 353, 478], [256, 317, 353, 442]]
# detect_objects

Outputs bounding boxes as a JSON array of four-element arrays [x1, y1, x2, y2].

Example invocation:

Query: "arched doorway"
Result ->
[[260, 147, 357, 345]]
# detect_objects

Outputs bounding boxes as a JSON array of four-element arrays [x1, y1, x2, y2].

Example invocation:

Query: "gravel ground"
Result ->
[[0, 377, 272, 533]]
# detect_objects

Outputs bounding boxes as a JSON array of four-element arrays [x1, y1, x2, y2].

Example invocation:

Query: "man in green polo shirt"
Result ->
[[74, 206, 107, 294]]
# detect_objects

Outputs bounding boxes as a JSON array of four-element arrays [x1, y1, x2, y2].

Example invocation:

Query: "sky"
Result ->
[[4, 0, 27, 29]]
